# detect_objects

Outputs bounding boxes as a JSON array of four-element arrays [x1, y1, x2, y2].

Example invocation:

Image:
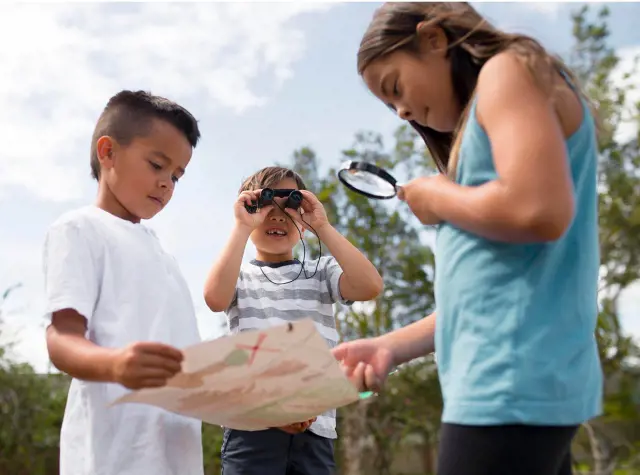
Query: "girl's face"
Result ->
[[362, 32, 460, 133]]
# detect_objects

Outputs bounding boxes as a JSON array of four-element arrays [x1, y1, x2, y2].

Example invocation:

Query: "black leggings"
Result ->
[[437, 423, 578, 475]]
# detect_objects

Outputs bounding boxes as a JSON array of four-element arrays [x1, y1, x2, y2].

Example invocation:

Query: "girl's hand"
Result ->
[[332, 338, 395, 394], [285, 190, 329, 231], [234, 190, 273, 231], [397, 175, 445, 226]]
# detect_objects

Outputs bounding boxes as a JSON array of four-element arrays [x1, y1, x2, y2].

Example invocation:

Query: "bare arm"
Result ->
[[47, 309, 118, 381], [331, 311, 436, 393], [203, 224, 252, 312], [47, 309, 183, 388], [204, 190, 274, 312], [316, 224, 384, 302], [379, 311, 436, 366], [424, 52, 575, 243]]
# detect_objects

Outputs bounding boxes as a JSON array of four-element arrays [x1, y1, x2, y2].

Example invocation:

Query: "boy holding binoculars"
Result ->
[[203, 166, 383, 475]]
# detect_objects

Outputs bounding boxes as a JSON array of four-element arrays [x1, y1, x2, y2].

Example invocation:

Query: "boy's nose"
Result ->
[[270, 214, 286, 223]]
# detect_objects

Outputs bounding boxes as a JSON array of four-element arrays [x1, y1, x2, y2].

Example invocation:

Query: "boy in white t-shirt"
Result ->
[[43, 90, 204, 475]]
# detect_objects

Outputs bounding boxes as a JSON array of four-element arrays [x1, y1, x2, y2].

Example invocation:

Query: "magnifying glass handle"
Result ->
[[357, 369, 399, 399]]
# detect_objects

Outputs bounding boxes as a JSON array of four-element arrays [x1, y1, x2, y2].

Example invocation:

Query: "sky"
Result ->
[[0, 1, 638, 373]]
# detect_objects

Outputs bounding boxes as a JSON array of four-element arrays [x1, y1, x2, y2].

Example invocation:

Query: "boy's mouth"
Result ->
[[266, 228, 287, 238], [148, 196, 163, 207]]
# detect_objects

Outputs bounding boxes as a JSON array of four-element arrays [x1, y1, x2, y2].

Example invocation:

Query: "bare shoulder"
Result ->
[[476, 51, 547, 110], [476, 50, 583, 138], [478, 50, 534, 86]]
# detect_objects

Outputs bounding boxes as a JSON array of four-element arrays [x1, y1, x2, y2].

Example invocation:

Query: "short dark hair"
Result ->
[[238, 167, 307, 194], [89, 90, 201, 180]]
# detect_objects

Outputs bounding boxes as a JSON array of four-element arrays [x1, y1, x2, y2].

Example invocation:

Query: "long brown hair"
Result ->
[[357, 2, 593, 177]]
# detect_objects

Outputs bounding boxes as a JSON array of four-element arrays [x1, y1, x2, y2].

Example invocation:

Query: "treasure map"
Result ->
[[112, 318, 360, 430]]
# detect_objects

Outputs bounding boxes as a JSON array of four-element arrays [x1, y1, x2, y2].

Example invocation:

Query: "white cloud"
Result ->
[[0, 2, 332, 202], [519, 2, 562, 19], [619, 282, 640, 345], [0, 1, 335, 372]]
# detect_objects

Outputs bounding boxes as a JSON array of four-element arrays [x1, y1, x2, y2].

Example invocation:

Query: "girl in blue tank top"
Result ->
[[333, 3, 602, 474]]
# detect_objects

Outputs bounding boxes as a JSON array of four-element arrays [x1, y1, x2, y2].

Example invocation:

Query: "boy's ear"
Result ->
[[96, 136, 116, 172]]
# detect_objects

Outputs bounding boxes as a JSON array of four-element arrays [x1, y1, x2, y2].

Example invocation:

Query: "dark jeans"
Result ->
[[220, 428, 335, 475], [437, 423, 578, 475]]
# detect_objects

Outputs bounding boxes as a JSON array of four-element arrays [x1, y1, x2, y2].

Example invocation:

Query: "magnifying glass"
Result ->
[[337, 161, 401, 200]]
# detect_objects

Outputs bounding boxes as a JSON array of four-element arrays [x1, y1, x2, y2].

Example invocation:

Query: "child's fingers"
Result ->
[[237, 191, 254, 206], [364, 364, 382, 393], [138, 342, 184, 362], [141, 378, 170, 388], [299, 190, 318, 204], [332, 344, 348, 361], [350, 361, 367, 392], [339, 360, 356, 379], [138, 367, 179, 380], [140, 354, 183, 374]]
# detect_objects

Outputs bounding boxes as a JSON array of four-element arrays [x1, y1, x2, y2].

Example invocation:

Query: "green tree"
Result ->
[[568, 6, 640, 474], [0, 285, 68, 475], [202, 423, 224, 474]]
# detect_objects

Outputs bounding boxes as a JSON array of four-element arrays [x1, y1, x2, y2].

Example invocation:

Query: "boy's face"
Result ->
[[97, 119, 192, 222], [249, 177, 304, 261]]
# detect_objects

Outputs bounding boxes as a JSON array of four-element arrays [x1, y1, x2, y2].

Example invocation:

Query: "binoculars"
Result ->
[[244, 188, 303, 214]]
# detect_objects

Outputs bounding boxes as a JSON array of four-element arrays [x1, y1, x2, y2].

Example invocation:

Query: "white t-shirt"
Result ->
[[42, 206, 203, 475]]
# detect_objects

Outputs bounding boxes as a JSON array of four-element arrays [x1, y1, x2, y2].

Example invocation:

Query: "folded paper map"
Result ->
[[113, 318, 360, 430]]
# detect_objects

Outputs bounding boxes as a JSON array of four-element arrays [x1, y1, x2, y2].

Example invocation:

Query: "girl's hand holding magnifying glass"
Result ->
[[398, 175, 446, 226]]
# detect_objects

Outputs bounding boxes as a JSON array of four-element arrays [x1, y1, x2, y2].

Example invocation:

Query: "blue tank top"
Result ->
[[434, 93, 603, 425]]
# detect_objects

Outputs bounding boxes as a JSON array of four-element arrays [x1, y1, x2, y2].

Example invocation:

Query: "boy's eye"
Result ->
[[149, 161, 162, 170], [172, 176, 179, 184], [393, 79, 400, 96]]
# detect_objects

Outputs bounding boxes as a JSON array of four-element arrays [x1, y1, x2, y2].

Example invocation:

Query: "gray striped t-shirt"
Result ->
[[226, 256, 351, 439]]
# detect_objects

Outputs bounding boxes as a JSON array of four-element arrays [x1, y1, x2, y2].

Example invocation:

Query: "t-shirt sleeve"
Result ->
[[324, 256, 353, 306], [43, 220, 101, 325], [225, 270, 242, 314], [227, 288, 238, 312]]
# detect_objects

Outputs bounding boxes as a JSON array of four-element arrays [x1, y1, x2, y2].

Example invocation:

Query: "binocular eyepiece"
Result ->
[[245, 188, 303, 214]]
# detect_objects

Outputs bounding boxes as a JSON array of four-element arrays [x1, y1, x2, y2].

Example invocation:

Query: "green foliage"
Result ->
[[0, 367, 68, 475], [202, 423, 224, 474], [568, 7, 640, 473], [0, 284, 68, 474], [571, 6, 640, 383]]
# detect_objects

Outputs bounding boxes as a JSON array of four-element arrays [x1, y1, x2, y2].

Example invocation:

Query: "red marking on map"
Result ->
[[235, 333, 280, 365]]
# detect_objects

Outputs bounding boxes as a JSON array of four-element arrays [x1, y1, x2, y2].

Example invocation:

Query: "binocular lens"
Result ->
[[262, 188, 275, 200], [289, 191, 302, 204]]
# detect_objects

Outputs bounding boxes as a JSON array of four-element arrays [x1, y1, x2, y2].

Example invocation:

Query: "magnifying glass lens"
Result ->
[[338, 169, 396, 199]]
